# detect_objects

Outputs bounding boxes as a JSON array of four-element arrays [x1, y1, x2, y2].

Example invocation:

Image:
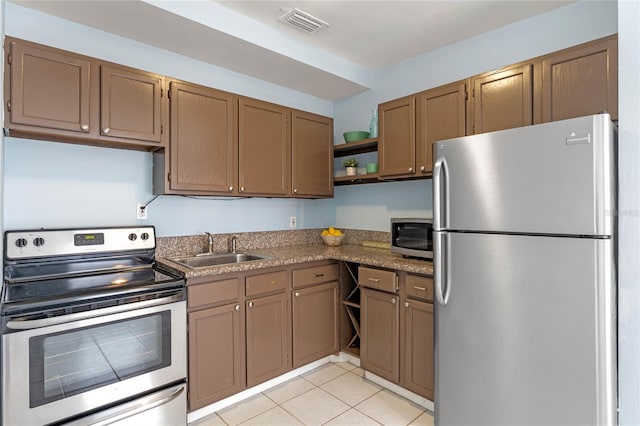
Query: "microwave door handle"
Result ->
[[433, 157, 449, 230], [434, 232, 451, 306]]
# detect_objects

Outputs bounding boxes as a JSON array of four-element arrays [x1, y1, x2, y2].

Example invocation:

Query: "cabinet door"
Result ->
[[8, 40, 90, 134], [416, 81, 467, 175], [402, 298, 434, 400], [246, 292, 290, 387], [291, 110, 333, 198], [169, 81, 237, 194], [471, 64, 533, 134], [188, 303, 244, 411], [379, 96, 416, 178], [239, 98, 290, 197], [542, 36, 617, 122], [292, 281, 339, 368], [100, 64, 163, 144], [360, 287, 400, 383]]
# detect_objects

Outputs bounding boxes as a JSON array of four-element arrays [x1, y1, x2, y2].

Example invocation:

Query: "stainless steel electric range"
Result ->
[[1, 226, 187, 426]]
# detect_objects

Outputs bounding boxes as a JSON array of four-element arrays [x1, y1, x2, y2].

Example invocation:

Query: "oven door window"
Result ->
[[28, 312, 171, 408]]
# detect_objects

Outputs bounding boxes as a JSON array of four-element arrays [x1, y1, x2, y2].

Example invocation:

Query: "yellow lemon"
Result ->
[[321, 230, 329, 236], [334, 229, 343, 236]]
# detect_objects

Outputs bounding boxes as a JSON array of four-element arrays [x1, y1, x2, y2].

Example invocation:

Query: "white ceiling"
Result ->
[[10, 0, 573, 100]]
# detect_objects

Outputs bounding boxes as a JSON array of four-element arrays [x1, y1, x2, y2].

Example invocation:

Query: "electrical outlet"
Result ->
[[289, 216, 297, 228], [137, 204, 148, 220]]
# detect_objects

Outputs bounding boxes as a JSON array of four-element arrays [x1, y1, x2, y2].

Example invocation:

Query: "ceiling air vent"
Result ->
[[278, 8, 329, 34]]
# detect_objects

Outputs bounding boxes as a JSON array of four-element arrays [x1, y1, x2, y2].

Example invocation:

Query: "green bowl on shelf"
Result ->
[[343, 131, 370, 143]]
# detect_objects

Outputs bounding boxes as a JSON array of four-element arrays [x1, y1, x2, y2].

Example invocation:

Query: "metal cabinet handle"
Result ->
[[294, 292, 300, 297], [271, 280, 278, 285], [391, 298, 397, 304], [405, 302, 410, 308], [248, 301, 254, 308], [103, 127, 110, 134], [368, 277, 380, 282], [313, 273, 324, 278], [420, 166, 426, 172], [80, 124, 89, 132], [228, 186, 233, 192], [293, 188, 298, 193], [240, 186, 245, 192], [413, 286, 427, 291], [408, 167, 413, 172], [235, 304, 240, 311]]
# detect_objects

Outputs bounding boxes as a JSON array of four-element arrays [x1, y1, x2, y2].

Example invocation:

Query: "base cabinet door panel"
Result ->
[[402, 298, 434, 400], [188, 303, 243, 410], [292, 281, 339, 368], [360, 287, 400, 383], [246, 292, 290, 387]]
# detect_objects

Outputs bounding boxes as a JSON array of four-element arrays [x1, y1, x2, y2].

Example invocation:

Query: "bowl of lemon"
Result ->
[[321, 227, 345, 246]]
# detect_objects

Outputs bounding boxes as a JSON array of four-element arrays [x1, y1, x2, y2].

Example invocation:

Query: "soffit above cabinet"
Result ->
[[8, 0, 573, 101]]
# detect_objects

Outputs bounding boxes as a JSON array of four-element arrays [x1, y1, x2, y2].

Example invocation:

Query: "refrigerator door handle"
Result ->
[[433, 157, 449, 230], [434, 232, 451, 306]]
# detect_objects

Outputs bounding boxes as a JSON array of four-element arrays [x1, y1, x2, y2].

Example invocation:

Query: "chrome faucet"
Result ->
[[230, 236, 238, 253], [204, 232, 214, 254]]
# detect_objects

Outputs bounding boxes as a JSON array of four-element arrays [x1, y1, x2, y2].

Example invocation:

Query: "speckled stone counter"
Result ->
[[157, 243, 433, 280]]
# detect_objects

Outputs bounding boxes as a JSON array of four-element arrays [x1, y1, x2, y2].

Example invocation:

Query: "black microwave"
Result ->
[[390, 218, 433, 259]]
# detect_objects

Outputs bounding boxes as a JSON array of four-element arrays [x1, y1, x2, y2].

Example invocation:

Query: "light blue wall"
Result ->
[[333, 0, 618, 231], [617, 1, 640, 423], [2, 3, 336, 237]]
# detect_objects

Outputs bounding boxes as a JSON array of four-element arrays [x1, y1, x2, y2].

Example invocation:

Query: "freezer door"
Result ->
[[432, 114, 615, 236], [435, 232, 616, 426]]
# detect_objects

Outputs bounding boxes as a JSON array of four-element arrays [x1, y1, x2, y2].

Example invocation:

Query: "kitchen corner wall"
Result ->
[[333, 0, 618, 231], [1, 3, 336, 237]]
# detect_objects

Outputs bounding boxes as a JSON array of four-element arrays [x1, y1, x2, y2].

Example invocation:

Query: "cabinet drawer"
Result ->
[[246, 270, 287, 297], [405, 275, 434, 302], [188, 278, 239, 309], [358, 266, 398, 293], [292, 263, 339, 288]]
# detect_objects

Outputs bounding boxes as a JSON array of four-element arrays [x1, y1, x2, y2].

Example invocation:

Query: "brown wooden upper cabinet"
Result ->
[[416, 81, 467, 175], [541, 35, 618, 122], [164, 81, 237, 195], [4, 37, 165, 150], [378, 81, 466, 179], [6, 39, 91, 135], [470, 63, 534, 134], [378, 96, 416, 179], [100, 64, 163, 143], [291, 110, 334, 198], [239, 98, 291, 197]]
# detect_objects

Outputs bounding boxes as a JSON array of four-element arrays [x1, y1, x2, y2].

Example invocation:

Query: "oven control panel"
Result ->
[[4, 226, 156, 259]]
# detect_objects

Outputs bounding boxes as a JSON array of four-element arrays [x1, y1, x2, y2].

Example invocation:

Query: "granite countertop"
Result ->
[[157, 243, 433, 280]]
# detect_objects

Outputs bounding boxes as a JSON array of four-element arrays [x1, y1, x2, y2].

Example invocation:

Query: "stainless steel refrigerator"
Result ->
[[432, 114, 617, 426]]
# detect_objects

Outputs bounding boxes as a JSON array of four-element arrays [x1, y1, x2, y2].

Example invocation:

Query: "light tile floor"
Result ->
[[190, 362, 434, 426]]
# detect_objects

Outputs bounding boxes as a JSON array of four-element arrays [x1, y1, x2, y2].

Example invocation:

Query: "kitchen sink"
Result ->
[[168, 252, 272, 269]]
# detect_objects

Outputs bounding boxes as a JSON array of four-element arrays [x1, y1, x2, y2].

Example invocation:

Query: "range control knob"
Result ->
[[140, 232, 149, 241], [15, 238, 28, 248], [33, 237, 45, 247], [128, 233, 137, 241]]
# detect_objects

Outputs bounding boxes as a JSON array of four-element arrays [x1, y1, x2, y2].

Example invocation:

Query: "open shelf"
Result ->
[[333, 138, 377, 157], [334, 173, 379, 186], [340, 262, 361, 357]]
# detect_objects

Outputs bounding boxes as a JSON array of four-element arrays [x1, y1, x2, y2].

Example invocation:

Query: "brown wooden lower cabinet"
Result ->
[[187, 302, 244, 411], [292, 281, 340, 368], [360, 287, 400, 383], [402, 298, 434, 400], [246, 291, 291, 387]]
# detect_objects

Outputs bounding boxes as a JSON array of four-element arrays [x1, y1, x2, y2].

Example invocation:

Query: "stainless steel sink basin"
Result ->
[[169, 252, 272, 269]]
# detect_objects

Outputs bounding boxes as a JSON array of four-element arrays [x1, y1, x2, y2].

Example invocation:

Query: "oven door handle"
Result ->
[[5, 292, 183, 330], [64, 383, 185, 426]]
